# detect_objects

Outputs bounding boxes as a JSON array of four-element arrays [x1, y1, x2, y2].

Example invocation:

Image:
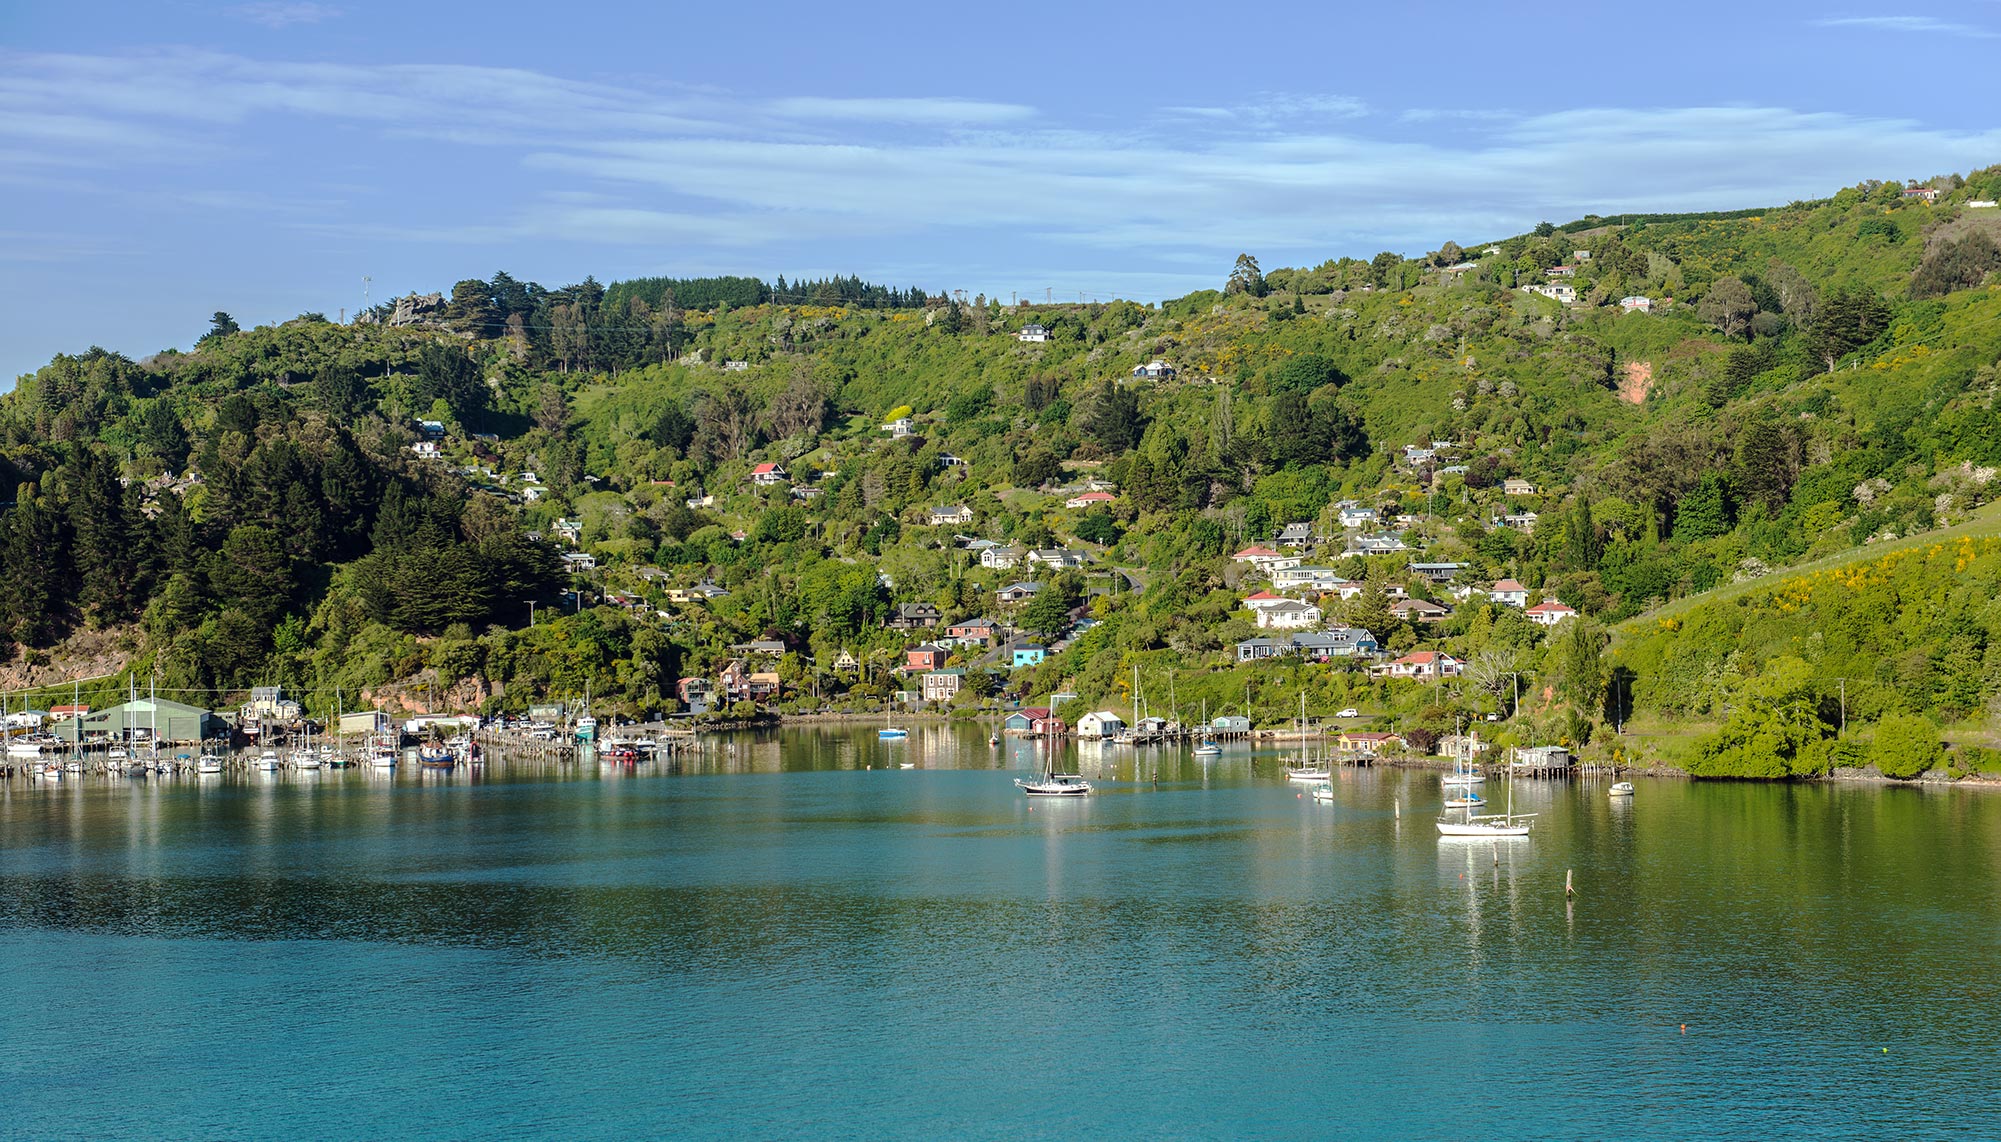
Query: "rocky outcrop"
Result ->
[[358, 292, 448, 327]]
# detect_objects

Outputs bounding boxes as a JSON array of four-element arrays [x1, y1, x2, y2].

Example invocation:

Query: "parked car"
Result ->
[[1336, 708, 1360, 718]]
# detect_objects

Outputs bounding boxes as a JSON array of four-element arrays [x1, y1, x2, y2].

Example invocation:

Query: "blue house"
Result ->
[[1012, 644, 1047, 668]]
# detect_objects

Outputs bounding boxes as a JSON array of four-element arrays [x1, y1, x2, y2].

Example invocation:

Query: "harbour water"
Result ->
[[3, 725, 1998, 1138]]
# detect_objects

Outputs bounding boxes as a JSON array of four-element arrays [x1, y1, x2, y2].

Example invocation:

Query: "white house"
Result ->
[[1274, 522, 1316, 548], [750, 462, 789, 487], [561, 552, 598, 572], [1502, 478, 1537, 496], [883, 416, 915, 437], [1017, 323, 1050, 343], [1132, 360, 1176, 380], [1369, 650, 1463, 680], [410, 440, 442, 459], [1076, 711, 1126, 739], [928, 505, 974, 526], [1522, 283, 1577, 304], [1028, 548, 1088, 570], [1065, 491, 1116, 510], [1490, 578, 1529, 608], [1256, 600, 1324, 630], [1526, 599, 1578, 626], [1336, 503, 1377, 530], [1619, 296, 1653, 313], [1273, 566, 1347, 593], [981, 545, 1026, 570]]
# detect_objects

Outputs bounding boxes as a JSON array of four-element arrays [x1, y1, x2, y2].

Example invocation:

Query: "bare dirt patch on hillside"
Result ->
[[1617, 360, 1653, 404], [0, 624, 140, 690]]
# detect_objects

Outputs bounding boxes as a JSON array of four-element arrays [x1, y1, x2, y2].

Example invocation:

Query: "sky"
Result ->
[[3, 1, 2000, 383]]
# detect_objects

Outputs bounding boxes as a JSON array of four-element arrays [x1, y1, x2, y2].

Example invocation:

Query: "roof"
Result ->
[[1233, 546, 1283, 558], [1242, 590, 1283, 602], [750, 462, 782, 474], [910, 643, 949, 654], [1068, 491, 1115, 502], [1492, 578, 1526, 592], [1394, 650, 1457, 665], [1527, 600, 1576, 614], [999, 581, 1043, 594]]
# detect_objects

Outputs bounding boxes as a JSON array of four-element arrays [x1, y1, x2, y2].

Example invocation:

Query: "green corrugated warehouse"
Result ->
[[52, 698, 232, 744]]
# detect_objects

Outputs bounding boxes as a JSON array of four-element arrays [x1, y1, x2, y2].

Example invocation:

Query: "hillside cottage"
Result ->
[[981, 545, 1026, 570], [1235, 637, 1289, 662], [1012, 644, 1047, 668], [921, 670, 965, 703], [1370, 650, 1463, 680], [1389, 597, 1452, 623], [1028, 548, 1089, 570], [947, 617, 997, 642], [1489, 578, 1529, 607], [1337, 730, 1404, 757], [1273, 566, 1348, 593], [1619, 296, 1653, 313], [1502, 478, 1537, 496], [1065, 491, 1116, 509], [1017, 323, 1050, 343], [889, 603, 943, 630], [1408, 562, 1469, 583], [1274, 522, 1316, 548], [750, 462, 789, 487], [996, 581, 1043, 605], [1256, 600, 1324, 630], [1335, 503, 1377, 530], [905, 644, 949, 672], [928, 504, 975, 526], [1132, 360, 1176, 380], [1526, 600, 1578, 626]]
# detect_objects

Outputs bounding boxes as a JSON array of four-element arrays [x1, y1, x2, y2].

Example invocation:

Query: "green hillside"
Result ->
[[5, 167, 2001, 776]]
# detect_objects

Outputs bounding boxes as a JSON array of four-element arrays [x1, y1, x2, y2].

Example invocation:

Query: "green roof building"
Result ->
[[52, 698, 231, 744]]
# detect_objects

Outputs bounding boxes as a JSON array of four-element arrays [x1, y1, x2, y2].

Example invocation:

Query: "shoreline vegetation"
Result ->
[[7, 171, 2001, 788]]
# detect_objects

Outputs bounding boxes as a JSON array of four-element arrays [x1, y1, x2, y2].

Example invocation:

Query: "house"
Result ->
[[1521, 283, 1577, 304], [746, 671, 782, 701], [1502, 478, 1537, 496], [1240, 590, 1290, 612], [1017, 323, 1051, 343], [947, 616, 998, 643], [1131, 360, 1176, 380], [750, 462, 788, 487], [963, 537, 1000, 554], [1273, 566, 1348, 593], [1274, 522, 1316, 548], [921, 670, 965, 703], [1499, 511, 1539, 533], [1236, 637, 1289, 662], [684, 493, 715, 509], [3, 709, 48, 730], [1572, 250, 1592, 262], [996, 581, 1043, 605], [832, 649, 859, 672], [1065, 491, 1116, 510], [889, 603, 943, 630], [1901, 184, 1938, 203], [938, 453, 968, 467], [415, 419, 445, 438], [1076, 711, 1125, 739], [1438, 733, 1492, 759], [1337, 730, 1405, 756], [1012, 644, 1047, 668], [722, 359, 750, 371], [1028, 548, 1088, 570], [1370, 650, 1463, 680], [883, 416, 915, 437], [521, 486, 545, 503], [928, 504, 975, 526], [410, 440, 442, 458], [981, 545, 1026, 570], [1290, 627, 1380, 661], [1232, 545, 1298, 573], [1526, 599, 1578, 626], [790, 486, 821, 501], [1408, 562, 1469, 583], [905, 643, 949, 672], [1389, 597, 1452, 623], [560, 552, 597, 572], [1619, 296, 1653, 313], [1256, 600, 1324, 630], [1341, 534, 1410, 558], [1210, 714, 1252, 734], [1490, 578, 1530, 607], [677, 677, 716, 715], [1335, 503, 1377, 530], [733, 639, 787, 657], [1546, 264, 1576, 277]]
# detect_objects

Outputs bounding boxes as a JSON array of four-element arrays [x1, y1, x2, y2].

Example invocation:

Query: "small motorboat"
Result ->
[[37, 763, 63, 780], [253, 750, 282, 771], [1310, 783, 1336, 803], [196, 754, 225, 774], [290, 749, 320, 770], [417, 747, 457, 769], [1610, 781, 1635, 797]]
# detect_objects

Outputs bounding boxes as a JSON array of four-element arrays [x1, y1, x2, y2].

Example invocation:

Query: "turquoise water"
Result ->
[[4, 726, 1999, 1139]]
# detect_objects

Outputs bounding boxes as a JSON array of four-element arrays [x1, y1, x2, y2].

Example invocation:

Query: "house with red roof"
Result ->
[[1490, 578, 1529, 607], [1064, 491, 1116, 509], [1526, 599, 1578, 626], [749, 462, 789, 487]]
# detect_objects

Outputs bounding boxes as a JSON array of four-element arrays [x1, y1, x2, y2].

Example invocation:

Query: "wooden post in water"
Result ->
[[1565, 868, 1575, 899]]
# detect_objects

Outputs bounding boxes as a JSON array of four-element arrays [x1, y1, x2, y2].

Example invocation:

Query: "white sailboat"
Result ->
[[1192, 699, 1221, 758], [1016, 695, 1090, 796], [1283, 693, 1330, 782], [1437, 749, 1535, 837]]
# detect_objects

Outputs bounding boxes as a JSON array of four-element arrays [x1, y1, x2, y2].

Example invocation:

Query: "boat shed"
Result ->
[[1076, 711, 1125, 739], [51, 698, 231, 744]]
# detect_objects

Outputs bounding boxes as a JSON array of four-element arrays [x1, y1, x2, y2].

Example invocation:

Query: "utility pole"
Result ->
[[1838, 678, 1846, 737]]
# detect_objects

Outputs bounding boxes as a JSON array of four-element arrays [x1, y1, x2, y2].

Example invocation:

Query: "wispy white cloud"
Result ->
[[1814, 15, 1999, 38], [233, 2, 343, 29], [4, 49, 1998, 269]]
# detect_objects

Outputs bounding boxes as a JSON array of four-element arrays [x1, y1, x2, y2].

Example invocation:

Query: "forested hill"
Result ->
[[5, 168, 2001, 761]]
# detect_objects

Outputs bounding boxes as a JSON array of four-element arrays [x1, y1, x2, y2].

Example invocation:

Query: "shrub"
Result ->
[[1869, 713, 1942, 778]]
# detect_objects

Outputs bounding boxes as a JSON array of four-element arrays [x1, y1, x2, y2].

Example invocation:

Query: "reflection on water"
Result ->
[[3, 723, 2000, 1139]]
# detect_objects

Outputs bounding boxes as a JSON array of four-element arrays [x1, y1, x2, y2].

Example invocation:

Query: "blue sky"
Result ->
[[4, 1, 2000, 383]]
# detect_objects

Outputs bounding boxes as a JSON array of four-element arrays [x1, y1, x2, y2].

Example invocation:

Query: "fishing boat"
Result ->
[[366, 736, 398, 769], [38, 762, 64, 780], [418, 746, 456, 769], [253, 749, 282, 771], [196, 753, 225, 774], [1609, 781, 1635, 797], [1016, 694, 1090, 796], [1437, 751, 1535, 837]]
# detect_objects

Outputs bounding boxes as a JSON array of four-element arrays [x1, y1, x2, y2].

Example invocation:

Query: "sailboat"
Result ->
[[291, 712, 320, 769], [878, 697, 908, 740], [1441, 729, 1484, 807], [1437, 749, 1535, 837], [1192, 699, 1221, 758], [1016, 696, 1090, 796], [1284, 694, 1330, 782]]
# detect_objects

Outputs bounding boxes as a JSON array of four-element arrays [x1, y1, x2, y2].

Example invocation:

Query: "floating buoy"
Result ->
[[1680, 1024, 1687, 1034]]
